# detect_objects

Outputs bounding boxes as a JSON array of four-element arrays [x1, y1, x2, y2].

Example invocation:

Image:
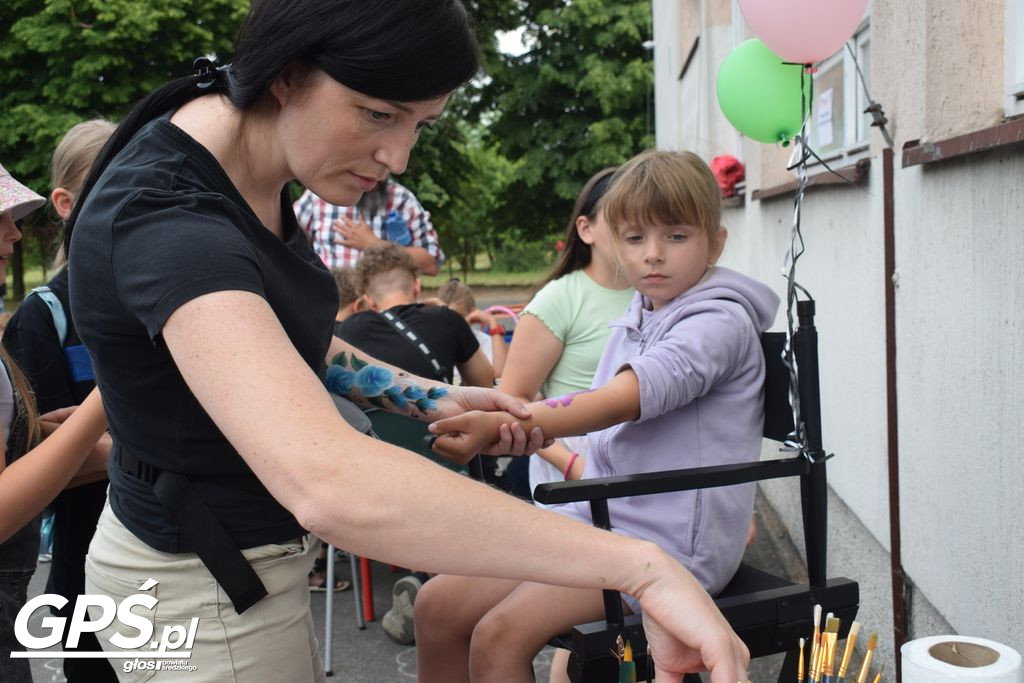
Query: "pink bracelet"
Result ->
[[563, 452, 580, 480]]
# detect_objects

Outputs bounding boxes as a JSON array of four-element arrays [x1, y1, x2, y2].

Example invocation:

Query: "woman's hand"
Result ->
[[634, 552, 750, 682], [429, 410, 517, 463], [432, 386, 548, 457]]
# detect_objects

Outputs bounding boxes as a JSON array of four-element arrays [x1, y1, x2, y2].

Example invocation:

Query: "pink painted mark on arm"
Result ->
[[541, 389, 594, 409]]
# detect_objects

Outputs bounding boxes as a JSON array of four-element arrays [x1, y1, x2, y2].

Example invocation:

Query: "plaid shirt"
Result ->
[[293, 181, 444, 270]]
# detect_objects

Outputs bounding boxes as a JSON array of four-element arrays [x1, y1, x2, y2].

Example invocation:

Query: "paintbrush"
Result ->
[[798, 637, 806, 682], [871, 665, 884, 683], [808, 604, 823, 681], [812, 612, 834, 682], [618, 637, 636, 683], [855, 633, 877, 683], [819, 617, 840, 683], [836, 621, 861, 683]]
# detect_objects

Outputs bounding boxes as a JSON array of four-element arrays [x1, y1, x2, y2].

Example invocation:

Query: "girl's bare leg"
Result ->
[[415, 574, 521, 683], [548, 649, 571, 683], [469, 582, 607, 683]]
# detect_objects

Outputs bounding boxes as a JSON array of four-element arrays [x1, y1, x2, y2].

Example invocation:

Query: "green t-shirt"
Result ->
[[523, 269, 635, 398]]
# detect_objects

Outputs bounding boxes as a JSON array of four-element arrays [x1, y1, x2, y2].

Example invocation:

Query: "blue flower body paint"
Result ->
[[355, 365, 394, 397]]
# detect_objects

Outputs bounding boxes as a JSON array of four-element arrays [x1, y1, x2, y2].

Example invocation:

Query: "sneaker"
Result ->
[[381, 575, 421, 645]]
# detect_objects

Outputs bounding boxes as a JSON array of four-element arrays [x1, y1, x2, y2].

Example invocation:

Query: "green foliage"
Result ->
[[0, 0, 247, 296], [0, 0, 652, 292], [490, 229, 554, 273], [478, 0, 654, 239], [0, 0, 248, 191]]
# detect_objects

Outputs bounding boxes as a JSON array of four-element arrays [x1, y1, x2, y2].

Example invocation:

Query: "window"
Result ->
[[1007, 0, 1024, 117], [807, 25, 871, 159]]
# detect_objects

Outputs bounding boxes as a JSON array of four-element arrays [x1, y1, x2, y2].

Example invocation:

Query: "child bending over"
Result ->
[[416, 149, 779, 683]]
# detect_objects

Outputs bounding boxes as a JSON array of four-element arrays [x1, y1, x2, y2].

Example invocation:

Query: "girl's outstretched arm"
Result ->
[[0, 388, 108, 542], [429, 369, 641, 461]]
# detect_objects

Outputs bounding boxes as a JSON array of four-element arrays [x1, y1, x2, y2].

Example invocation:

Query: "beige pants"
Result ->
[[85, 501, 325, 682]]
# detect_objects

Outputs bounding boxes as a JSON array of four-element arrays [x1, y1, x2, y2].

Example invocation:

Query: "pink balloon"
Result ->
[[737, 0, 868, 64]]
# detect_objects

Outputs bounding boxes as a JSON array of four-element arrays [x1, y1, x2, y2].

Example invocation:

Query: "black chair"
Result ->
[[534, 300, 859, 683]]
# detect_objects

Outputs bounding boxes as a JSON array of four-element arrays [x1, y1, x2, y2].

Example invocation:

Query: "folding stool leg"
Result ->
[[324, 544, 335, 676], [350, 552, 366, 630], [360, 556, 375, 622]]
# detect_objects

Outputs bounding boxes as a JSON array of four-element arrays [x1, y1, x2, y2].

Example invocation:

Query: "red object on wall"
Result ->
[[711, 155, 746, 198]]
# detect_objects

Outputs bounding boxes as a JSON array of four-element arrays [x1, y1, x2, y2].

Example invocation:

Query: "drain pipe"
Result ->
[[882, 146, 908, 681]]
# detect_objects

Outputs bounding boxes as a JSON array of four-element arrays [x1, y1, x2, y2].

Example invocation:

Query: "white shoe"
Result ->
[[381, 575, 421, 645]]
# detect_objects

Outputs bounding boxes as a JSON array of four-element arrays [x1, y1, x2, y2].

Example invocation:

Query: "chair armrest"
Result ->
[[533, 455, 810, 505]]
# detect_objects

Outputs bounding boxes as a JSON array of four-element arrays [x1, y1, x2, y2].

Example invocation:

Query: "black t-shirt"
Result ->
[[335, 304, 478, 384], [3, 268, 108, 606], [69, 116, 338, 552]]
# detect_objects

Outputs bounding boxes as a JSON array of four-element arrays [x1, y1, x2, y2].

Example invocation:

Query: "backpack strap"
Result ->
[[30, 285, 95, 383], [30, 286, 67, 346], [378, 310, 448, 381]]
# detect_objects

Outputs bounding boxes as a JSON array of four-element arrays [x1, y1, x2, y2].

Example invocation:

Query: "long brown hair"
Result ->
[[540, 167, 618, 288], [0, 345, 40, 453]]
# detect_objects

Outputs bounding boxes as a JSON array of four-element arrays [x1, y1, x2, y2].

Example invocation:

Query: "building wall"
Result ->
[[894, 147, 1024, 646], [653, 0, 1024, 670]]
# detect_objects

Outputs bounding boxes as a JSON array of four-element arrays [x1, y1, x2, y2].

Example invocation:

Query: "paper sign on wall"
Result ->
[[816, 88, 834, 146]]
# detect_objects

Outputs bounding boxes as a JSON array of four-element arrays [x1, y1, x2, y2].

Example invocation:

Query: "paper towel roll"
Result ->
[[902, 635, 1022, 682]]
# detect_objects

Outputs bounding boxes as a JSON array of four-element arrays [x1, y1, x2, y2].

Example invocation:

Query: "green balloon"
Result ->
[[716, 39, 808, 144]]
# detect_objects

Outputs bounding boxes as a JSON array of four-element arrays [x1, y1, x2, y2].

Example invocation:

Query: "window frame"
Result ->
[[1006, 0, 1024, 117], [800, 21, 872, 170]]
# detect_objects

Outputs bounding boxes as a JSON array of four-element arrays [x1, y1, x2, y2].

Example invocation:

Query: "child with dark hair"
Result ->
[[500, 167, 634, 495]]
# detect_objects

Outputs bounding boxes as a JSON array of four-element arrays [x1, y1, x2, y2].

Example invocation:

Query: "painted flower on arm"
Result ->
[[403, 385, 427, 400], [383, 385, 409, 410], [325, 364, 357, 395], [354, 365, 394, 397]]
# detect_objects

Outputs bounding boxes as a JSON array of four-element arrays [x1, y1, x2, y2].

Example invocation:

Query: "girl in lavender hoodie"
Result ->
[[417, 149, 779, 683]]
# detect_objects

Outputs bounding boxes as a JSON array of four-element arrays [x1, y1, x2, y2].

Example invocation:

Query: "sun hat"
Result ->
[[0, 162, 46, 221]]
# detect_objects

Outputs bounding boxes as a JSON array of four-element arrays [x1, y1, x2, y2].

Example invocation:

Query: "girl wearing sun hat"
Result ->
[[0, 162, 46, 222]]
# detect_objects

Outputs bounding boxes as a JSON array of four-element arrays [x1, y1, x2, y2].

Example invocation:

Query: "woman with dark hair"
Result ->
[[65, 1, 748, 680]]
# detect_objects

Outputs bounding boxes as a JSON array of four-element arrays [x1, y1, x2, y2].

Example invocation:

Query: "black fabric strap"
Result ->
[[114, 448, 268, 614], [379, 310, 448, 381]]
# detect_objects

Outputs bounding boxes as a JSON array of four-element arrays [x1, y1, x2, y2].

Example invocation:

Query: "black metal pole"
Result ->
[[795, 299, 827, 588]]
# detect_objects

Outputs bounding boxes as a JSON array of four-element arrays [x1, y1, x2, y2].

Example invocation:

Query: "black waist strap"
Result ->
[[114, 447, 268, 614]]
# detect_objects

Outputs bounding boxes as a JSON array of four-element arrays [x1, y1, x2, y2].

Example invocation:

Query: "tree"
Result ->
[[0, 0, 248, 296], [478, 0, 654, 239]]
